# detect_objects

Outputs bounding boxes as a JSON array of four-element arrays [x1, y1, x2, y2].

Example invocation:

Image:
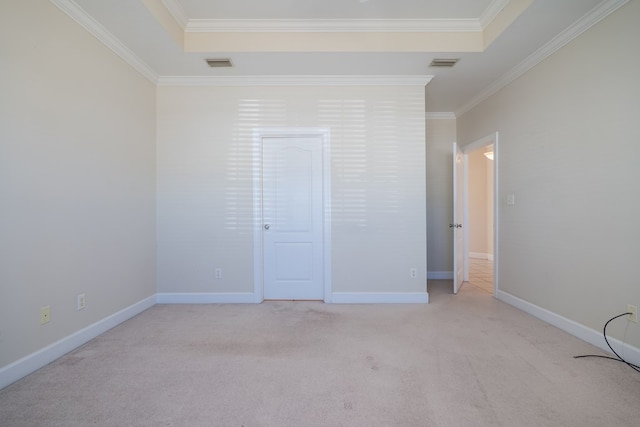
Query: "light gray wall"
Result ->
[[156, 85, 427, 295], [426, 118, 456, 275], [0, 0, 157, 368], [457, 0, 640, 347]]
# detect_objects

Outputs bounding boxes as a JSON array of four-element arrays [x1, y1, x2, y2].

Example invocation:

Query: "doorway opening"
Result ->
[[466, 143, 495, 294], [453, 132, 499, 296]]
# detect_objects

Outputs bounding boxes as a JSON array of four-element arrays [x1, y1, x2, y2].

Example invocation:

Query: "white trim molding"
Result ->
[[132, 0, 509, 34], [161, 0, 189, 28], [0, 295, 156, 390], [426, 112, 456, 120], [157, 75, 433, 87], [332, 292, 429, 304], [497, 290, 640, 367], [456, 0, 629, 116], [479, 0, 512, 29], [156, 293, 260, 304], [50, 0, 158, 84]]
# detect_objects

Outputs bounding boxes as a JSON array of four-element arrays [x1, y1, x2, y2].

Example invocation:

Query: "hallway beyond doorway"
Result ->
[[467, 257, 494, 294]]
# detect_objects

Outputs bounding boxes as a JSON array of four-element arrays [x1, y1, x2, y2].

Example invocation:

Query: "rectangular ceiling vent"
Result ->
[[429, 58, 459, 67], [206, 58, 233, 68]]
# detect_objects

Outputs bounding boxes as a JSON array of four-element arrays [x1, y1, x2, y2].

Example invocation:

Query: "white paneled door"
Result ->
[[262, 136, 324, 300], [452, 142, 465, 294]]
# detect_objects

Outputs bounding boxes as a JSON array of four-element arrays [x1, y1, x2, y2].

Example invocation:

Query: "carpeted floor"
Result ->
[[1, 281, 639, 426]]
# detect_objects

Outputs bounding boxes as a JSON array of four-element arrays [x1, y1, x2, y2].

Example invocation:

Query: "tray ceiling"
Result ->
[[59, 0, 621, 114]]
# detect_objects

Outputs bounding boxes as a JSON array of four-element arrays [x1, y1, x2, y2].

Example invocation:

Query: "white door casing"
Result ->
[[253, 129, 331, 302], [453, 142, 465, 294]]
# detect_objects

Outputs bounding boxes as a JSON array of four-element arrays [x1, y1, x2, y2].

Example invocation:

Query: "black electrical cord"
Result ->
[[574, 312, 640, 373]]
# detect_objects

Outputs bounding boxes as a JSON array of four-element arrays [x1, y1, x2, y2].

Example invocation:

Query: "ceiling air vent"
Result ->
[[429, 58, 459, 67], [206, 58, 233, 68]]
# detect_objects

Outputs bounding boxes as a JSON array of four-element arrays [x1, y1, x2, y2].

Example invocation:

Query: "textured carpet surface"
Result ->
[[1, 281, 639, 426]]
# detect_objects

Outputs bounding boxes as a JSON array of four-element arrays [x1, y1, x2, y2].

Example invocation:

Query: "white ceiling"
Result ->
[[63, 0, 619, 114], [176, 0, 493, 20]]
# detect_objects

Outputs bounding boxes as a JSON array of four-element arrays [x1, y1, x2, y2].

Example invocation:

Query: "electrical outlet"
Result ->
[[215, 268, 222, 279], [40, 306, 50, 325], [410, 268, 417, 279], [77, 293, 86, 311], [627, 305, 637, 323]]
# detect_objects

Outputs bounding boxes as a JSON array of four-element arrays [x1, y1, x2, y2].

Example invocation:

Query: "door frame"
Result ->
[[453, 142, 465, 294], [460, 132, 499, 295], [252, 128, 332, 302]]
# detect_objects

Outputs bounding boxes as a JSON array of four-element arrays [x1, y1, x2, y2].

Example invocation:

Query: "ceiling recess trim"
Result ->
[[456, 0, 629, 116], [160, 1, 513, 33], [157, 75, 433, 87], [184, 19, 482, 33], [161, 0, 188, 28], [426, 112, 456, 120], [478, 0, 511, 29], [50, 0, 158, 84]]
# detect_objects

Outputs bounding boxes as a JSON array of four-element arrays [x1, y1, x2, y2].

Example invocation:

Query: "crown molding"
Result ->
[[185, 18, 481, 33], [157, 75, 433, 87], [134, 0, 505, 33], [50, 0, 158, 84], [456, 0, 629, 117], [161, 0, 188, 29], [162, 0, 510, 33], [478, 0, 511, 29], [182, 0, 513, 33], [426, 112, 456, 120]]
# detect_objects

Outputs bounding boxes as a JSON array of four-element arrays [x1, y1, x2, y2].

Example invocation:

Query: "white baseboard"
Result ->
[[427, 271, 453, 280], [156, 292, 260, 304], [0, 295, 156, 390], [331, 292, 429, 304], [496, 290, 640, 367]]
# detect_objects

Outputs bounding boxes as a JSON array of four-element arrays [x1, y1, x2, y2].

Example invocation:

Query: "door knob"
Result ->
[[264, 224, 270, 230]]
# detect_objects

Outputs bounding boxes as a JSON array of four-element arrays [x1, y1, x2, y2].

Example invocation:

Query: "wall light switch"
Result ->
[[506, 194, 515, 205]]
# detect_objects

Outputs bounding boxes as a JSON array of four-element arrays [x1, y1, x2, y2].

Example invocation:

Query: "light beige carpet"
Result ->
[[1, 281, 639, 426]]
